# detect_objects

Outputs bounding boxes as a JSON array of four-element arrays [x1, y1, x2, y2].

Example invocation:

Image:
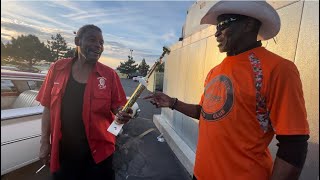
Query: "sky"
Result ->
[[1, 0, 195, 69]]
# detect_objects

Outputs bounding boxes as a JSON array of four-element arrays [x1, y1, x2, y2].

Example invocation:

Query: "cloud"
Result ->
[[1, 18, 75, 44], [1, 32, 14, 41], [64, 9, 133, 20], [49, 1, 85, 14], [161, 30, 177, 42], [98, 55, 126, 69], [1, 21, 43, 35], [2, 2, 74, 29], [1, 1, 193, 68]]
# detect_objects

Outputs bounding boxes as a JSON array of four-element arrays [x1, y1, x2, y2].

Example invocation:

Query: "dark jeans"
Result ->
[[52, 154, 115, 180]]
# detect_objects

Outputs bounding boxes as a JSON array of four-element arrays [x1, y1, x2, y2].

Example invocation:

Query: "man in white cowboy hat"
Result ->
[[144, 1, 309, 180]]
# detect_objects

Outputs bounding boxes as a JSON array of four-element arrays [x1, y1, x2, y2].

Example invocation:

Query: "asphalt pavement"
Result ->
[[1, 78, 191, 180]]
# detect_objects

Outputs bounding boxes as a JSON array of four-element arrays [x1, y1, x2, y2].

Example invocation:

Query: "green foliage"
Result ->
[[1, 41, 7, 59], [4, 35, 51, 71], [47, 33, 72, 61], [116, 55, 138, 75], [138, 58, 150, 76], [1, 33, 75, 72], [64, 47, 76, 58]]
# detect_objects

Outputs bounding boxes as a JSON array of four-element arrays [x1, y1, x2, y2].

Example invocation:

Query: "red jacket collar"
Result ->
[[54, 58, 110, 77]]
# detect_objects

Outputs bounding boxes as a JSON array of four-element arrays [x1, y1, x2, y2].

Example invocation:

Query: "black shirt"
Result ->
[[60, 72, 91, 163]]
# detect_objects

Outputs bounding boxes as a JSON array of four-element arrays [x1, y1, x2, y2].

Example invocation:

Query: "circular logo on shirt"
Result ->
[[97, 77, 106, 89], [99, 78, 105, 86], [202, 75, 234, 121]]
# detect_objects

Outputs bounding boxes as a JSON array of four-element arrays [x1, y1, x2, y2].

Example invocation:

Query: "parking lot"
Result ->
[[114, 78, 191, 180], [1, 78, 191, 180]]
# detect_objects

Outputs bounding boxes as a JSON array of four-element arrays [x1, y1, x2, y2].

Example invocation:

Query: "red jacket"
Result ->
[[36, 58, 127, 173]]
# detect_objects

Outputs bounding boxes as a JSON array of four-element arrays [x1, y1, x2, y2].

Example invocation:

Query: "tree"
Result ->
[[64, 47, 76, 58], [1, 42, 13, 66], [138, 58, 150, 76], [5, 34, 51, 71], [116, 55, 138, 75], [47, 33, 69, 61], [1, 41, 6, 59], [1, 41, 9, 65]]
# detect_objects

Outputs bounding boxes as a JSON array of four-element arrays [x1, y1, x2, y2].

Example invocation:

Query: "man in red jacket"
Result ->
[[37, 24, 132, 180]]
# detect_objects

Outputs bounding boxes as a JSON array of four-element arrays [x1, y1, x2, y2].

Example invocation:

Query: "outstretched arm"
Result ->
[[144, 92, 201, 119]]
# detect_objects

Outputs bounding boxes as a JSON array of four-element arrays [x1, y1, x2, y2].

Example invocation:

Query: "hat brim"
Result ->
[[200, 1, 281, 40]]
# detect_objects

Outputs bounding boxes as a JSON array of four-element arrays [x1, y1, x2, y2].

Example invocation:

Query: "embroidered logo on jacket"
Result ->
[[97, 77, 106, 89]]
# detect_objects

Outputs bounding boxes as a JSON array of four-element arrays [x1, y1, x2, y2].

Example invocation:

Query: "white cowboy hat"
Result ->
[[200, 1, 281, 40]]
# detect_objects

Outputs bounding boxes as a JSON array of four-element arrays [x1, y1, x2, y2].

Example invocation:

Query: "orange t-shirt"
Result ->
[[194, 47, 309, 180]]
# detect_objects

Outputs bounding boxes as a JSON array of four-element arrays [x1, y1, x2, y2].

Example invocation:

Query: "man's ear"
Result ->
[[244, 18, 257, 33], [75, 37, 80, 46]]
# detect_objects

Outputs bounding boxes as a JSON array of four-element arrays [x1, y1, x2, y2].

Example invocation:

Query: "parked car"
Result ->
[[132, 76, 144, 82], [1, 65, 40, 73], [16, 65, 40, 73], [1, 66, 20, 71], [1, 70, 45, 175], [40, 70, 48, 74], [127, 73, 141, 79], [1, 70, 140, 175]]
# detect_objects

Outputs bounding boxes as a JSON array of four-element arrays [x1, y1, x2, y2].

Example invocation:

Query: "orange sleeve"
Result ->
[[36, 64, 55, 108], [267, 60, 309, 135]]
